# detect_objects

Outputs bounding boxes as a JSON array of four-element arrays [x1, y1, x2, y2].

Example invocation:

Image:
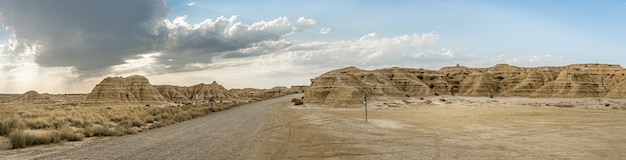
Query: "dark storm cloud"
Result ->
[[0, 0, 316, 76], [0, 0, 168, 74]]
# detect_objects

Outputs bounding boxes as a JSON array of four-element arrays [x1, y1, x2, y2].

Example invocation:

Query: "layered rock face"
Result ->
[[305, 64, 626, 107], [10, 90, 56, 104], [84, 75, 167, 106], [230, 86, 291, 101], [287, 85, 309, 94], [154, 81, 237, 104], [83, 75, 306, 106]]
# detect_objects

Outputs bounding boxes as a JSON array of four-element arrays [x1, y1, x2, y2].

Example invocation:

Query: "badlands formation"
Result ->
[[83, 75, 306, 106], [2, 75, 307, 106], [305, 63, 626, 107]]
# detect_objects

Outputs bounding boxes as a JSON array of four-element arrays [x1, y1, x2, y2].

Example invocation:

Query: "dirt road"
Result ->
[[31, 94, 302, 160], [4, 95, 626, 159]]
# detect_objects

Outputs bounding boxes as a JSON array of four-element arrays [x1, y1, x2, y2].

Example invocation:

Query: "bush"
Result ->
[[120, 118, 145, 128], [1, 120, 16, 136], [86, 126, 116, 137], [57, 128, 84, 141], [10, 130, 55, 149], [10, 130, 31, 149], [25, 119, 52, 129], [292, 98, 304, 105]]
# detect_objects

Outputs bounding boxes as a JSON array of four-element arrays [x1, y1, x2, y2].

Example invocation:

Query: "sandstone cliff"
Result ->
[[305, 64, 626, 107], [230, 86, 290, 101], [154, 81, 238, 104], [84, 75, 167, 106]]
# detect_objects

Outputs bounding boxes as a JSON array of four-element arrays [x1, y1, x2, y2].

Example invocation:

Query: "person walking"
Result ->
[[209, 96, 216, 112]]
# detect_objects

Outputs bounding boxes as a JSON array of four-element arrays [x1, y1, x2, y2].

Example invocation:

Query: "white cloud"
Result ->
[[249, 32, 445, 70], [412, 48, 456, 58], [187, 2, 196, 6], [157, 16, 315, 73], [294, 17, 316, 32], [319, 27, 331, 34]]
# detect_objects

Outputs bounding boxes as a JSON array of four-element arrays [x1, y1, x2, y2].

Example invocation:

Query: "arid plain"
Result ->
[[2, 64, 626, 159], [250, 96, 626, 159]]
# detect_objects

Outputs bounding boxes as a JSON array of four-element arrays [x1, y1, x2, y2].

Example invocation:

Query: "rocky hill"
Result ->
[[154, 81, 238, 104], [84, 75, 168, 106], [80, 75, 306, 106], [304, 64, 626, 107], [9, 90, 56, 104], [230, 86, 290, 101]]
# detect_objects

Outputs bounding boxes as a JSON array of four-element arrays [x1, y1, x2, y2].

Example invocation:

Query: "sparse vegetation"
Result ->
[[555, 104, 575, 108], [0, 101, 240, 149], [9, 130, 56, 149], [291, 98, 304, 105], [1, 119, 16, 136]]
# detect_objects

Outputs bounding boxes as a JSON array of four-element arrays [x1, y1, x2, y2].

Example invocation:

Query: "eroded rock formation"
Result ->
[[10, 90, 56, 104], [305, 64, 626, 107], [230, 86, 291, 101], [82, 75, 307, 106], [154, 81, 238, 104], [84, 75, 167, 106]]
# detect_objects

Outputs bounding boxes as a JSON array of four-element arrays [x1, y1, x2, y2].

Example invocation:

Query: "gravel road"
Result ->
[[36, 94, 302, 160]]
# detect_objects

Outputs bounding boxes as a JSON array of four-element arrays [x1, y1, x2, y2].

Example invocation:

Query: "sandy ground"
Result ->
[[250, 96, 626, 159], [2, 95, 626, 159], [1, 94, 302, 160]]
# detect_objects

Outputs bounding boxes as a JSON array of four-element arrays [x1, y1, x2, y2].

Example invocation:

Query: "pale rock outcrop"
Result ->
[[154, 81, 236, 104], [230, 86, 291, 101], [84, 75, 167, 106], [306, 64, 626, 107]]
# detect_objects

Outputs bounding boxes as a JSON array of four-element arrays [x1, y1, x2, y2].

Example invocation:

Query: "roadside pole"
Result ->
[[363, 92, 367, 122]]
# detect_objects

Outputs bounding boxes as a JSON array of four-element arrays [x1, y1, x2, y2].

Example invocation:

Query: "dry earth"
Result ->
[[250, 96, 626, 159], [2, 94, 626, 159], [1, 94, 303, 160]]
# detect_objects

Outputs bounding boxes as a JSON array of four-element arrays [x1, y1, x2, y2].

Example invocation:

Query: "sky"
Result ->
[[0, 0, 625, 94]]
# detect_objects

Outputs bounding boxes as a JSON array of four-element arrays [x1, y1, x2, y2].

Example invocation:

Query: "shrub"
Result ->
[[292, 98, 304, 105], [0, 119, 16, 136], [10, 130, 55, 149], [86, 126, 116, 137], [57, 128, 84, 141], [120, 118, 145, 128], [10, 130, 31, 149], [25, 119, 52, 129]]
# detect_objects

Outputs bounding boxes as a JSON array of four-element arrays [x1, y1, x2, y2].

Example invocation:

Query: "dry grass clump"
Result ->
[[9, 128, 85, 149], [57, 127, 84, 141], [9, 130, 55, 149], [0, 119, 16, 136], [84, 126, 118, 137], [1, 101, 241, 149]]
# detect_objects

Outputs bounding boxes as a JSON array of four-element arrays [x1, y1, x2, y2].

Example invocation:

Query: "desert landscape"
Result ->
[[1, 1, 624, 159], [1, 64, 626, 159]]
